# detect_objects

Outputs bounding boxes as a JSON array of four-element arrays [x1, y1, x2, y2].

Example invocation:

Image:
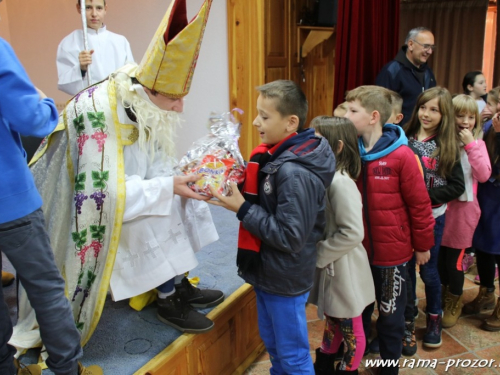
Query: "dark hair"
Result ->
[[462, 71, 483, 95], [256, 80, 308, 130], [311, 116, 361, 179]]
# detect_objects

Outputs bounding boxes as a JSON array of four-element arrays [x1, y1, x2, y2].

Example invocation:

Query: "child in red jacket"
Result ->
[[344, 86, 434, 375]]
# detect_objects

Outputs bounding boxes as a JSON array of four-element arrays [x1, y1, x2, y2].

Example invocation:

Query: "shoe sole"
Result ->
[[423, 341, 442, 348], [156, 314, 215, 334], [482, 324, 500, 332], [402, 350, 417, 357], [190, 295, 225, 309]]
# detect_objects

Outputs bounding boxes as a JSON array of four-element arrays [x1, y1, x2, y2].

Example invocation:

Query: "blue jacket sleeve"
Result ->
[[0, 38, 58, 137], [375, 62, 399, 92]]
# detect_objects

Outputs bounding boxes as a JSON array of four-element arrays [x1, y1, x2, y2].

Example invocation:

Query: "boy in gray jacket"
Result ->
[[210, 80, 335, 374]]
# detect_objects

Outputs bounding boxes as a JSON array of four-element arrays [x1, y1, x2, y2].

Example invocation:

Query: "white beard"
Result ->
[[112, 71, 182, 160]]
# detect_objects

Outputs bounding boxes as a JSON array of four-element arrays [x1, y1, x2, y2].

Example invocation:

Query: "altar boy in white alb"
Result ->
[[56, 0, 134, 96]]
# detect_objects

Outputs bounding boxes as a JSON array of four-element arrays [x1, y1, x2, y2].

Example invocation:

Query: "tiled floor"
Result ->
[[244, 266, 500, 375]]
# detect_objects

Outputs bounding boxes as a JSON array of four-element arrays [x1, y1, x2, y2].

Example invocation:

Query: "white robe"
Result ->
[[109, 105, 219, 301], [56, 26, 134, 96]]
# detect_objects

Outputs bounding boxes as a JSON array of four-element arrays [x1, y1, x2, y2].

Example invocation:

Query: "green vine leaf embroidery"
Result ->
[[90, 225, 106, 240], [75, 172, 86, 191], [71, 229, 88, 248], [91, 171, 109, 189], [86, 270, 97, 289], [73, 114, 85, 134], [76, 322, 85, 331], [87, 112, 106, 129]]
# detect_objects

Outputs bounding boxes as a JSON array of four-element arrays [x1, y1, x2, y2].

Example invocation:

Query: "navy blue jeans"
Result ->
[[254, 288, 314, 375], [0, 209, 82, 375], [409, 214, 445, 315], [362, 264, 407, 360]]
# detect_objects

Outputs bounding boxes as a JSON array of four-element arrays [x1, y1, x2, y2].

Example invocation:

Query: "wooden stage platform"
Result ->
[[134, 283, 264, 375]]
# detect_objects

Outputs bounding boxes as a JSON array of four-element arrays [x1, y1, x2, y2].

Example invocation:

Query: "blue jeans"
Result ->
[[0, 209, 82, 375], [413, 214, 445, 315], [254, 288, 314, 375]]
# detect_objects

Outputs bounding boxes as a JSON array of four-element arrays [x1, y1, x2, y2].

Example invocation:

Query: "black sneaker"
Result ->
[[401, 321, 417, 356], [176, 277, 224, 308], [157, 292, 214, 333], [423, 313, 442, 348]]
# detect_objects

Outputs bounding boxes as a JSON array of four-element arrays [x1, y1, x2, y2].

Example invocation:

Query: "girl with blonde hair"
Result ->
[[439, 94, 491, 328]]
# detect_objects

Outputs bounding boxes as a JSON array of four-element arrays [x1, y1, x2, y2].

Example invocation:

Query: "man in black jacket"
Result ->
[[376, 27, 437, 125]]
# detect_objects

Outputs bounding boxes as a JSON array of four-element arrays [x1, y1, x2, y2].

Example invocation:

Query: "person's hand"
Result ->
[[35, 86, 47, 99], [458, 128, 475, 145], [481, 105, 493, 123], [493, 113, 500, 133], [173, 175, 210, 201], [207, 181, 245, 213], [415, 250, 430, 266], [79, 50, 94, 71]]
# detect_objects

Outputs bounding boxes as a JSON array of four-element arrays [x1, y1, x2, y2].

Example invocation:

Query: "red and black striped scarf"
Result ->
[[237, 129, 319, 272]]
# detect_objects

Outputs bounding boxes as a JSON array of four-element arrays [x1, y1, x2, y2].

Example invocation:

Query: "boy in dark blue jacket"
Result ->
[[0, 37, 101, 375], [210, 80, 335, 374]]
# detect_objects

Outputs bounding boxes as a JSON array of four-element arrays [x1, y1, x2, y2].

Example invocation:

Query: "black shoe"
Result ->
[[313, 348, 335, 375], [176, 277, 224, 308], [157, 292, 214, 333], [368, 336, 380, 354], [402, 321, 417, 356], [423, 313, 442, 348]]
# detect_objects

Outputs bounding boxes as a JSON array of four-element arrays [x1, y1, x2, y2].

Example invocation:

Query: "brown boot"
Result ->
[[442, 291, 463, 328], [441, 285, 448, 309], [2, 270, 15, 287], [78, 362, 103, 375], [482, 297, 500, 332], [462, 286, 496, 314], [14, 358, 41, 375]]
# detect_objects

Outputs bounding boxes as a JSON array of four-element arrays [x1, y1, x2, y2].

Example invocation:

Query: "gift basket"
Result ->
[[177, 110, 246, 197]]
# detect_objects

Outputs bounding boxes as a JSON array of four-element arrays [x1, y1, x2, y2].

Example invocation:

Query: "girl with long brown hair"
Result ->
[[404, 87, 465, 348]]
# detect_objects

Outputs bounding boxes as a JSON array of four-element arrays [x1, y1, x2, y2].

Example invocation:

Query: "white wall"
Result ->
[[0, 0, 229, 158]]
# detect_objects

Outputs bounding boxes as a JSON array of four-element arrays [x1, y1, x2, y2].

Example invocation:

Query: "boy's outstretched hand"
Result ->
[[415, 250, 430, 266], [208, 182, 246, 213]]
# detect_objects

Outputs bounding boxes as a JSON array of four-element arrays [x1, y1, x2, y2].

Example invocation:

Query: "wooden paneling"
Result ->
[[228, 0, 335, 157], [300, 34, 335, 125], [227, 0, 265, 160], [135, 284, 264, 375]]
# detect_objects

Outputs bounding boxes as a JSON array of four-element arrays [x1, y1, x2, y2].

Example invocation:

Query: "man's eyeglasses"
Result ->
[[412, 39, 436, 51]]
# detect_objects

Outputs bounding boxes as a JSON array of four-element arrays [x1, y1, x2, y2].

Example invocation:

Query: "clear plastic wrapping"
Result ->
[[177, 110, 245, 197]]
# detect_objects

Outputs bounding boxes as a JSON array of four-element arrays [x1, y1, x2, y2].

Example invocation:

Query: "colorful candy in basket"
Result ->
[[177, 110, 246, 197]]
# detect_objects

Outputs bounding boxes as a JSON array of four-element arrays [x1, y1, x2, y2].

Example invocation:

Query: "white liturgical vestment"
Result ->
[[109, 104, 219, 301], [57, 26, 134, 96]]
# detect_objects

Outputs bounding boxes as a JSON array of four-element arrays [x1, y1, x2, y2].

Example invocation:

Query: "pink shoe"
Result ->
[[462, 253, 475, 273], [475, 266, 499, 285]]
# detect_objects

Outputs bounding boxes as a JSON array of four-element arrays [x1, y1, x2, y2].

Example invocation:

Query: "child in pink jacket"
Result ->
[[439, 94, 491, 327]]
